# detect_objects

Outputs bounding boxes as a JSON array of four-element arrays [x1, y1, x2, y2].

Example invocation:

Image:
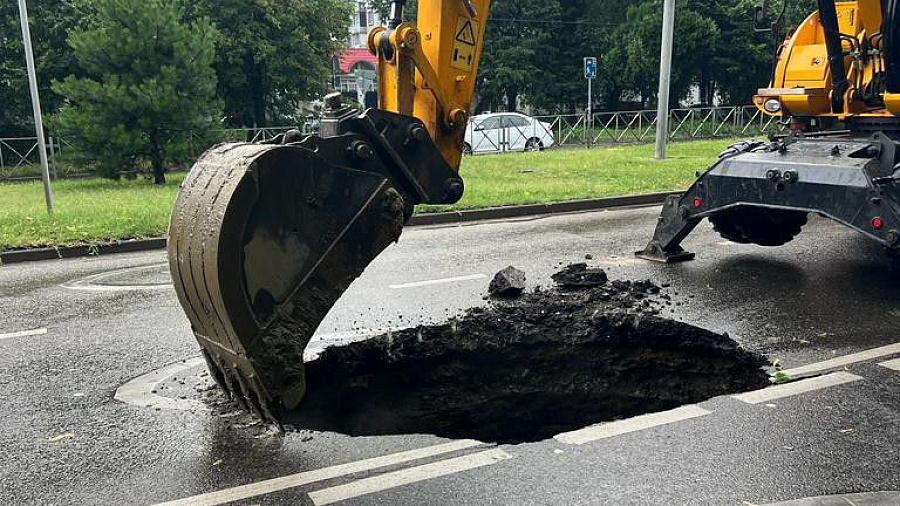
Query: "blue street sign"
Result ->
[[584, 57, 597, 79]]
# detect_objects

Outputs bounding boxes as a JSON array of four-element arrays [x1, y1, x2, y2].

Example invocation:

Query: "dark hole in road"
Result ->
[[273, 265, 771, 444]]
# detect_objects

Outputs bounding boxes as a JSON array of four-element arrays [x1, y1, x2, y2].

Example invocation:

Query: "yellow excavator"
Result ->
[[169, 0, 900, 423], [638, 0, 900, 262]]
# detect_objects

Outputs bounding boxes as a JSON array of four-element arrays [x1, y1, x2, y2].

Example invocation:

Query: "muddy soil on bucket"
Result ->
[[260, 264, 772, 444]]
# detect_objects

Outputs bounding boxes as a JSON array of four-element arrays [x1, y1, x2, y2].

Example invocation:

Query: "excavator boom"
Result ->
[[168, 0, 491, 422]]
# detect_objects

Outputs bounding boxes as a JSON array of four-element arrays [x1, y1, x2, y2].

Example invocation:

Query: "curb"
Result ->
[[0, 192, 677, 266], [1, 238, 168, 266], [407, 191, 678, 227]]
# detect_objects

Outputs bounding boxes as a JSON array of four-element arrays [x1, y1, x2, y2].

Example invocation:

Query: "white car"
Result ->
[[464, 112, 555, 154]]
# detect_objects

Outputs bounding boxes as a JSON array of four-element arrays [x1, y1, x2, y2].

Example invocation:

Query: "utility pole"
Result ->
[[18, 0, 54, 214], [654, 0, 676, 160]]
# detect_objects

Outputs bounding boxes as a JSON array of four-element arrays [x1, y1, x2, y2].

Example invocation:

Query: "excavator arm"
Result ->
[[371, 0, 490, 170], [167, 0, 491, 423]]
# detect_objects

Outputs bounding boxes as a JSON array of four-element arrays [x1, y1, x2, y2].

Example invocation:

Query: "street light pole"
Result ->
[[17, 0, 54, 214], [654, 0, 676, 160]]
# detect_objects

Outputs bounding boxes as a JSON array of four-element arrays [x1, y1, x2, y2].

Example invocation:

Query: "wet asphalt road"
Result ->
[[2, 205, 899, 506]]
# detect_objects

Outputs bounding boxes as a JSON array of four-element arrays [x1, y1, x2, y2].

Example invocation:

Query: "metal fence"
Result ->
[[0, 124, 319, 181], [1, 106, 783, 180], [0, 135, 86, 181], [592, 105, 786, 144]]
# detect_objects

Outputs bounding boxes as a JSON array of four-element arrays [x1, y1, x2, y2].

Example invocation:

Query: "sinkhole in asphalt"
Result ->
[[274, 265, 772, 444]]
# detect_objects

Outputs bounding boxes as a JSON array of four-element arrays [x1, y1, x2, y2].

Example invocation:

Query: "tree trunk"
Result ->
[[247, 57, 267, 127], [150, 138, 166, 185], [153, 166, 166, 185], [252, 90, 266, 128]]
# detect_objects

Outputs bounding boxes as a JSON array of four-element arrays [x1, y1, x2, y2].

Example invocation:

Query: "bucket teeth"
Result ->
[[214, 361, 248, 412], [231, 370, 265, 420], [168, 142, 407, 424], [203, 347, 283, 425], [201, 349, 227, 391]]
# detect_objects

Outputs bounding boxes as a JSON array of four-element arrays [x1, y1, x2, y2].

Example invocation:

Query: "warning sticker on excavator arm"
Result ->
[[451, 17, 479, 72]]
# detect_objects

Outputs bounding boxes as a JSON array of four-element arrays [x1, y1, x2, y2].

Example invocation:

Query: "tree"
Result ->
[[186, 0, 353, 127], [367, 0, 417, 22], [603, 1, 718, 108], [526, 0, 627, 112], [0, 0, 84, 135], [53, 0, 220, 184], [478, 0, 562, 112]]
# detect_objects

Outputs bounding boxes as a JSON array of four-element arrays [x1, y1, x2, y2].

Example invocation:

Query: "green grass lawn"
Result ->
[[428, 139, 728, 212], [0, 139, 732, 250], [1, 175, 185, 250]]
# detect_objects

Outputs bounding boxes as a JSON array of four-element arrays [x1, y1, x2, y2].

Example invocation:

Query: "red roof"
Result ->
[[338, 48, 377, 74]]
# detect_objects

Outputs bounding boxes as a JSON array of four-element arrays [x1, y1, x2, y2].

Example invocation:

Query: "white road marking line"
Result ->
[[61, 263, 171, 292], [308, 448, 511, 506], [732, 371, 863, 404], [0, 327, 48, 341], [389, 274, 487, 290], [553, 405, 711, 445], [115, 358, 207, 411], [779, 342, 900, 378], [878, 358, 900, 371], [146, 440, 484, 506]]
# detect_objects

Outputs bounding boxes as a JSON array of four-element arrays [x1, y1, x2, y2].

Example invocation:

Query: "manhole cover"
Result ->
[[63, 263, 171, 291]]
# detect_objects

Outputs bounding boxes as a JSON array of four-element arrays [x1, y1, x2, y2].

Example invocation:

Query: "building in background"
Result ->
[[333, 2, 382, 107]]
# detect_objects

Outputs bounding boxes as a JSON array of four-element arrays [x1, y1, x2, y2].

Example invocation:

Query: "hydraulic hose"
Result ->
[[817, 0, 849, 112]]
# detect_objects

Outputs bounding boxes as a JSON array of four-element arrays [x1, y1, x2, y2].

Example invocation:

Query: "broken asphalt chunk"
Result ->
[[489, 266, 527, 297]]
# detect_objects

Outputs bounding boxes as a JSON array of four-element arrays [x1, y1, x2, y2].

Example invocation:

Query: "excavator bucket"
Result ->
[[168, 105, 464, 423]]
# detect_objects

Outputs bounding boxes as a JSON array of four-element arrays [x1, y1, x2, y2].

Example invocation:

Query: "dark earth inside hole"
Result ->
[[194, 265, 771, 444], [268, 266, 772, 444]]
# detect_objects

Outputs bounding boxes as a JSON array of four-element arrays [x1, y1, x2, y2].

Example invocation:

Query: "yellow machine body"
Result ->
[[754, 0, 899, 118], [368, 1, 491, 171]]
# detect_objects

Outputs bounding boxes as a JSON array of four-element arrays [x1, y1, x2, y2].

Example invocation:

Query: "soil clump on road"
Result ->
[[270, 264, 771, 444]]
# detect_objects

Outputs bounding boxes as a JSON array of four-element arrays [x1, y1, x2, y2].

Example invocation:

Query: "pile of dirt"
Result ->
[[267, 264, 771, 444]]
